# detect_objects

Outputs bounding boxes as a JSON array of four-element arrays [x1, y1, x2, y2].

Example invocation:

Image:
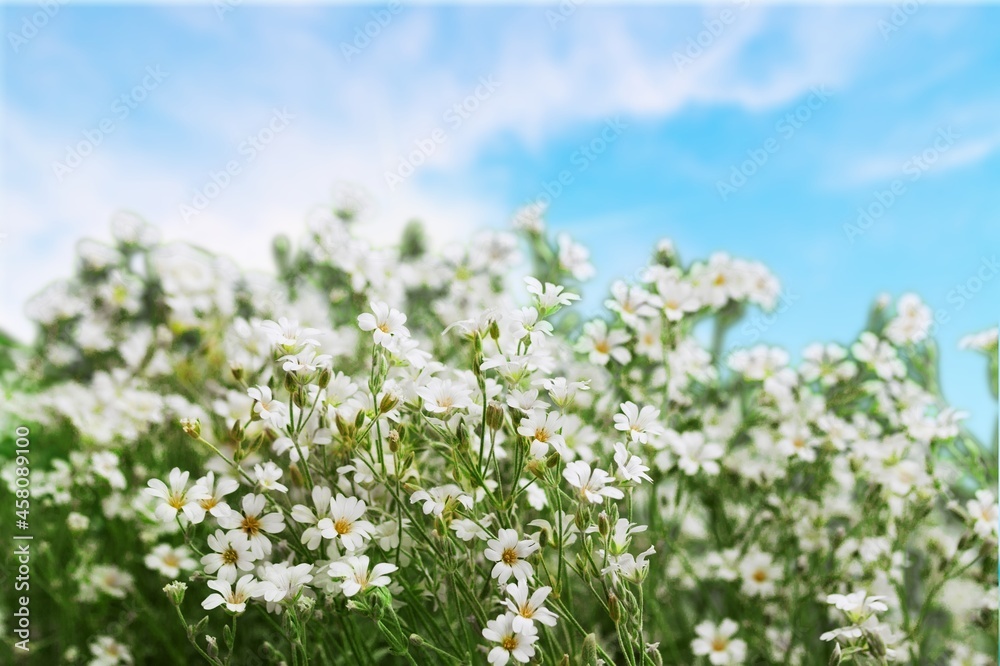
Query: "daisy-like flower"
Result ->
[[256, 562, 314, 604], [195, 471, 239, 519], [825, 590, 889, 616], [508, 306, 553, 347], [88, 635, 133, 666], [656, 279, 700, 321], [327, 555, 398, 597], [290, 485, 334, 550], [691, 619, 747, 665], [410, 484, 474, 516], [562, 461, 624, 504], [257, 317, 320, 354], [217, 494, 286, 558], [885, 293, 932, 345], [669, 431, 724, 476], [576, 319, 631, 366], [202, 574, 262, 614], [557, 233, 595, 281], [602, 545, 656, 584], [253, 461, 288, 493], [91, 451, 126, 490], [417, 377, 474, 413], [485, 529, 539, 584], [524, 276, 579, 311], [318, 494, 375, 551], [605, 280, 658, 326], [738, 550, 781, 597], [357, 301, 409, 348], [503, 580, 558, 632], [517, 409, 567, 458], [482, 612, 539, 666], [144, 468, 209, 524], [247, 385, 289, 429], [535, 377, 590, 409], [851, 332, 905, 380], [201, 530, 257, 583], [613, 402, 663, 444], [144, 543, 197, 579], [775, 420, 820, 462], [614, 442, 652, 484], [966, 490, 999, 540]]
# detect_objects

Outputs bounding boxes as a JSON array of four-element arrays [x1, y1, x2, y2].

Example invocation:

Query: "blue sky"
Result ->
[[1, 3, 997, 440]]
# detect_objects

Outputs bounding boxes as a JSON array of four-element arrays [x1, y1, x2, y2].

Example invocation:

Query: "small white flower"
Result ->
[[613, 442, 653, 484], [517, 410, 567, 458], [576, 319, 631, 366], [145, 468, 209, 524], [410, 484, 474, 516], [257, 562, 314, 604], [524, 276, 579, 310], [967, 490, 999, 540], [482, 612, 539, 666], [247, 385, 289, 429], [202, 574, 262, 614], [738, 550, 781, 597], [691, 618, 746, 665], [88, 635, 133, 666], [327, 555, 398, 597], [195, 471, 239, 519], [290, 485, 334, 550], [144, 543, 196, 579], [318, 494, 375, 551], [201, 530, 257, 583], [669, 431, 724, 476], [503, 580, 558, 632], [562, 461, 624, 504], [253, 461, 288, 493], [217, 494, 286, 558], [357, 301, 409, 347], [613, 402, 663, 444], [417, 377, 474, 413], [485, 529, 539, 584]]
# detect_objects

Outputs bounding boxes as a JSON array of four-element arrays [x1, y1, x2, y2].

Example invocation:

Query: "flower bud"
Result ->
[[180, 418, 201, 439], [527, 459, 546, 480], [647, 644, 663, 666], [284, 372, 298, 393], [163, 581, 187, 606], [409, 634, 425, 647], [205, 636, 219, 660], [486, 401, 505, 431], [558, 655, 570, 666], [379, 393, 398, 414], [489, 319, 501, 341], [230, 419, 244, 444], [230, 363, 244, 382], [354, 410, 366, 429], [387, 429, 400, 453], [537, 526, 550, 548], [335, 413, 353, 438], [608, 593, 621, 624], [598, 512, 610, 537], [293, 387, 308, 408], [828, 642, 842, 666], [318, 368, 332, 389], [546, 451, 561, 468], [582, 634, 598, 666], [863, 629, 885, 658]]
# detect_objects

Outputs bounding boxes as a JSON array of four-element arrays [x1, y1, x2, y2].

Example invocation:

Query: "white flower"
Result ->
[[535, 377, 590, 409], [417, 377, 474, 413], [257, 317, 320, 353], [691, 619, 746, 665], [563, 461, 624, 504], [257, 562, 314, 604], [967, 490, 999, 540], [410, 484, 474, 516], [656, 279, 700, 321], [825, 590, 889, 615], [291, 485, 334, 550], [517, 410, 567, 458], [503, 580, 558, 632], [669, 431, 723, 476], [318, 494, 375, 551], [614, 442, 652, 484], [195, 471, 239, 519], [485, 529, 539, 584], [885, 293, 932, 345], [217, 493, 286, 558], [201, 530, 257, 583], [605, 281, 658, 325], [738, 550, 781, 597], [247, 385, 289, 429], [357, 301, 409, 347], [524, 276, 579, 310], [775, 420, 819, 462], [144, 543, 196, 579], [576, 319, 631, 366], [202, 574, 262, 614], [88, 635, 133, 666], [145, 468, 209, 524], [327, 555, 398, 597], [254, 461, 288, 493], [482, 612, 539, 666], [91, 452, 126, 490], [613, 402, 663, 444], [557, 233, 595, 281], [852, 332, 905, 380]]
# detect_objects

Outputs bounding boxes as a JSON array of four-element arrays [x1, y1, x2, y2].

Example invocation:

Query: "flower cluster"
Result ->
[[0, 201, 996, 665]]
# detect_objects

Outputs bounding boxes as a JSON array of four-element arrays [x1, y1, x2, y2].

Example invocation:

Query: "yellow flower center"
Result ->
[[334, 518, 351, 535], [242, 514, 261, 537], [501, 635, 518, 651], [501, 548, 518, 565]]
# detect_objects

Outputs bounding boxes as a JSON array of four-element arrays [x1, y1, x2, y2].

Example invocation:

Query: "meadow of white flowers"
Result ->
[[0, 201, 996, 665]]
